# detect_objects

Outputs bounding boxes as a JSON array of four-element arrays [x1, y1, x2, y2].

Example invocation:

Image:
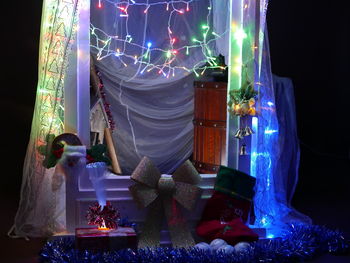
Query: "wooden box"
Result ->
[[193, 81, 227, 173]]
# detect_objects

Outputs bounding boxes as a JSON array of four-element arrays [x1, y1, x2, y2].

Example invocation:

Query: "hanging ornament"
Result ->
[[240, 143, 247, 156], [228, 79, 258, 117], [234, 126, 254, 140], [230, 97, 257, 117]]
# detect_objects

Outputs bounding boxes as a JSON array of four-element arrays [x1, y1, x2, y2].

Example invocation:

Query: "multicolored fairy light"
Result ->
[[90, 0, 230, 77]]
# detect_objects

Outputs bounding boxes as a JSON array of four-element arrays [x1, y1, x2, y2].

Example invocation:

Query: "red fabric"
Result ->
[[196, 218, 259, 245], [52, 147, 64, 158], [200, 191, 252, 223], [86, 154, 95, 164]]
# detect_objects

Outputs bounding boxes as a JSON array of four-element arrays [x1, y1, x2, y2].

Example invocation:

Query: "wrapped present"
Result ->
[[75, 227, 137, 251]]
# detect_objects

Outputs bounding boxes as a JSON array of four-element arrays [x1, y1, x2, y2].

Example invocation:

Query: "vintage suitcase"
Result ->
[[193, 81, 227, 173]]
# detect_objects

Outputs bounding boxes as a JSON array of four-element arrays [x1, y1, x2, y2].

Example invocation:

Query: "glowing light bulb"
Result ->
[[233, 65, 241, 74], [98, 0, 102, 8], [144, 5, 150, 13], [147, 42, 152, 48], [234, 28, 247, 42], [98, 220, 109, 230], [186, 3, 190, 11]]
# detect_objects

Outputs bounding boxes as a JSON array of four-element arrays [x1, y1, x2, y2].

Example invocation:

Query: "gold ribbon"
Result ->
[[129, 157, 202, 248]]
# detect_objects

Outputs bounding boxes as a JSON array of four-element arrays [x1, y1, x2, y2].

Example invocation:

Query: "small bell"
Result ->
[[234, 129, 243, 139], [240, 143, 248, 155], [245, 126, 254, 136], [240, 128, 246, 137]]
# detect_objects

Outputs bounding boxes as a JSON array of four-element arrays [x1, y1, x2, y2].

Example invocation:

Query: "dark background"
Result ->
[[1, 0, 349, 262]]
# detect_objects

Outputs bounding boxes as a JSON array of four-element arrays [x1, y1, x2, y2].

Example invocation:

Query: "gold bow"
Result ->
[[129, 157, 202, 248]]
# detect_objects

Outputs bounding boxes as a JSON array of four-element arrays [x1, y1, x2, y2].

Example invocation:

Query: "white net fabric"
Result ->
[[9, 0, 79, 238]]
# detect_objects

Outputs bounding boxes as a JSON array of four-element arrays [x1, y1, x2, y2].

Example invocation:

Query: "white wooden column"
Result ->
[[76, 0, 91, 147], [226, 0, 244, 169], [64, 0, 90, 232], [226, 0, 260, 174], [64, 0, 90, 146]]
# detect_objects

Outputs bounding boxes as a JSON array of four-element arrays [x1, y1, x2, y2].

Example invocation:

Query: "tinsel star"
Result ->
[[86, 201, 120, 229]]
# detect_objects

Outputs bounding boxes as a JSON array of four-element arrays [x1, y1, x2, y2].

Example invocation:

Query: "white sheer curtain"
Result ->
[[9, 0, 79, 238], [91, 0, 223, 174]]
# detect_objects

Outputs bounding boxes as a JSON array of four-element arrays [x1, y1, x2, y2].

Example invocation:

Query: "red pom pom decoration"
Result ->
[[86, 201, 120, 229]]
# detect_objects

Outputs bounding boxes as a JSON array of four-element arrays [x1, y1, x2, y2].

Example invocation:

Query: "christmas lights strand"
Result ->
[[90, 0, 230, 78], [90, 25, 228, 76], [99, 0, 196, 9]]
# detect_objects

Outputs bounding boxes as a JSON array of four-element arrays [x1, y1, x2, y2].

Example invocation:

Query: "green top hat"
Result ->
[[214, 166, 256, 201]]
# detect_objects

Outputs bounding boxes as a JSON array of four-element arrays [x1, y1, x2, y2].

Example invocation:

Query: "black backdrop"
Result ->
[[1, 0, 349, 236]]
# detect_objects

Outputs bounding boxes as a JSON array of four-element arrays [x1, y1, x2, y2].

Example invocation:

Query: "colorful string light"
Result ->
[[90, 0, 231, 78]]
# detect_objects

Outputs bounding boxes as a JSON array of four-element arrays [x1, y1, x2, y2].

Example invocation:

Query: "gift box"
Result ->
[[75, 227, 137, 250]]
